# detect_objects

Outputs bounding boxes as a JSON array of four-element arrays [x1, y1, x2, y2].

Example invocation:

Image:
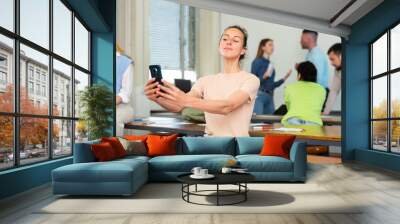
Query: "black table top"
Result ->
[[177, 172, 255, 185]]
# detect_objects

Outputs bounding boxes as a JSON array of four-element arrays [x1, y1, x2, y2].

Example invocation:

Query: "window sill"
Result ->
[[0, 156, 72, 175]]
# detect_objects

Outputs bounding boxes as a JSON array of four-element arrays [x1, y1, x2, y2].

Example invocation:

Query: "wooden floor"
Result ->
[[1, 160, 400, 224]]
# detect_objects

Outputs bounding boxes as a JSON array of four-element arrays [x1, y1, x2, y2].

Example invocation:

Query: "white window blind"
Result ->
[[149, 0, 180, 70], [149, 0, 196, 82]]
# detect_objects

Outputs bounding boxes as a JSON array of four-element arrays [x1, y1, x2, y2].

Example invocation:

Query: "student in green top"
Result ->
[[282, 61, 326, 126]]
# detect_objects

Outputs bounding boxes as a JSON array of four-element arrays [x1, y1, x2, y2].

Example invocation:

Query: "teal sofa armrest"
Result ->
[[73, 140, 100, 163], [289, 141, 307, 181]]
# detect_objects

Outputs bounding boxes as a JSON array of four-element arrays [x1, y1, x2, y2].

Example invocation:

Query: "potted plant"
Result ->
[[79, 84, 113, 140]]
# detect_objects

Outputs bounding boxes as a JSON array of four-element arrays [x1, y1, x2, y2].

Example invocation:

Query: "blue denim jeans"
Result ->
[[286, 117, 320, 126], [253, 91, 274, 115]]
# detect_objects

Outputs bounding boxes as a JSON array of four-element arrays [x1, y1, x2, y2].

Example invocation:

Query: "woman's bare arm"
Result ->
[[157, 81, 251, 115], [144, 78, 200, 113]]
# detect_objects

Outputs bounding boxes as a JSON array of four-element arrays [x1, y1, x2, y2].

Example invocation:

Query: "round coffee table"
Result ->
[[177, 173, 255, 206]]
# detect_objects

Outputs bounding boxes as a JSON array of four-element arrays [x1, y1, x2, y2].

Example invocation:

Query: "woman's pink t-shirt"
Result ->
[[191, 71, 260, 137]]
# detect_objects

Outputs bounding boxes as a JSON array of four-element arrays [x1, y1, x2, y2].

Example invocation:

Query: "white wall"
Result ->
[[220, 14, 342, 111]]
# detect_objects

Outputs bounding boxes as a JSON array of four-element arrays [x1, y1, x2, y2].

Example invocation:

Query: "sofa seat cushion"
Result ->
[[236, 155, 293, 172], [53, 159, 147, 183], [116, 155, 150, 163], [149, 154, 235, 172]]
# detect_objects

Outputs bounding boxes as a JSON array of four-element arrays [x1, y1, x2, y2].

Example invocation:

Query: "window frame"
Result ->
[[370, 19, 400, 154], [0, 0, 92, 171]]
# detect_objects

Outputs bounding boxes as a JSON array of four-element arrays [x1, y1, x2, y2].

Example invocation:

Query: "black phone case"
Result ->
[[149, 65, 163, 83]]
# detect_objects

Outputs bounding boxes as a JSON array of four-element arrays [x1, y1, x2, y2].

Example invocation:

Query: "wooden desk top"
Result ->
[[251, 115, 341, 125], [125, 117, 341, 142], [124, 117, 205, 136], [249, 123, 341, 142]]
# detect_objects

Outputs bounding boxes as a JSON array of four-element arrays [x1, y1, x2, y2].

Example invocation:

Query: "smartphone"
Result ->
[[149, 64, 163, 84]]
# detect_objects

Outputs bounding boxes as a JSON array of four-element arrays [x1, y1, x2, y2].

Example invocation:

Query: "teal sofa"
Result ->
[[52, 137, 307, 196]]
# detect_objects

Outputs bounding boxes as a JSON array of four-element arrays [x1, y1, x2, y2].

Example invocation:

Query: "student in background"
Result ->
[[144, 25, 260, 137], [251, 38, 292, 115], [299, 30, 330, 108], [282, 61, 326, 126], [116, 44, 134, 136], [323, 43, 342, 115]]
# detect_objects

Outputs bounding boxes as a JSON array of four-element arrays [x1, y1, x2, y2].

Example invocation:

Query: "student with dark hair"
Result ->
[[144, 25, 260, 136], [251, 38, 292, 115], [281, 61, 326, 126], [323, 43, 342, 115], [299, 29, 330, 107]]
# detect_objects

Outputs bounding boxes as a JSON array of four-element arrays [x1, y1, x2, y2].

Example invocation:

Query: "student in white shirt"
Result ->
[[323, 43, 342, 115], [116, 45, 134, 136]]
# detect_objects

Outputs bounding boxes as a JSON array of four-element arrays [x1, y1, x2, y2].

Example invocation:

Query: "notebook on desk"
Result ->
[[272, 127, 304, 132]]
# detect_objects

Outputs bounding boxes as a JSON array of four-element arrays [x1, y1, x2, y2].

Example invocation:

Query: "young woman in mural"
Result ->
[[251, 38, 292, 115], [144, 25, 260, 136]]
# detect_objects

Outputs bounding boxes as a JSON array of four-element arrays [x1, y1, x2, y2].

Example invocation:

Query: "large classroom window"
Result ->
[[0, 0, 91, 171], [371, 22, 400, 154], [149, 0, 196, 83]]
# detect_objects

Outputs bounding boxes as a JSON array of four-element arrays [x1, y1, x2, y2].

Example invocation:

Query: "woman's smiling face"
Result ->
[[219, 28, 246, 60]]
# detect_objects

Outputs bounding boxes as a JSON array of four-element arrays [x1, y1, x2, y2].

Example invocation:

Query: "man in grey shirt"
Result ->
[[323, 43, 342, 115]]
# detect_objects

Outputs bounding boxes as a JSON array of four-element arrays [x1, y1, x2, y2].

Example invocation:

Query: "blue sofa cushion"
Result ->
[[177, 137, 235, 155], [53, 158, 147, 183], [149, 154, 235, 172], [236, 155, 293, 172], [73, 140, 100, 163], [236, 137, 264, 155]]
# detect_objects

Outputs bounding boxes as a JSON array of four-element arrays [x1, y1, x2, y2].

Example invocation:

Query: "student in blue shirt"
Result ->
[[299, 30, 330, 109], [251, 38, 292, 115]]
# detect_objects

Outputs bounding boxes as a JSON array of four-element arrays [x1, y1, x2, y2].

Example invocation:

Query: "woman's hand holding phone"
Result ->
[[156, 80, 188, 108], [144, 78, 161, 101]]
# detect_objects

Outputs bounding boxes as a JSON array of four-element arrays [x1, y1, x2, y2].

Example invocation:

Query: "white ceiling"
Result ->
[[170, 0, 384, 37], [224, 0, 352, 23]]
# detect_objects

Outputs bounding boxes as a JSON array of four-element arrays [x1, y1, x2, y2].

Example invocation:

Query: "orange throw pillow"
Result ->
[[260, 134, 296, 159], [101, 137, 126, 158], [91, 142, 117, 161], [124, 135, 148, 142], [146, 134, 179, 157]]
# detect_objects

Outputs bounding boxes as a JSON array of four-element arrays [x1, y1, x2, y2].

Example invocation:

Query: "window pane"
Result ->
[[74, 69, 89, 118], [0, 0, 14, 31], [391, 120, 400, 153], [391, 24, 400, 70], [149, 0, 180, 70], [148, 69, 181, 84], [75, 120, 88, 143], [53, 119, 72, 158], [53, 59, 72, 117], [372, 33, 387, 76], [391, 72, 400, 118], [20, 0, 49, 49], [0, 116, 13, 170], [0, 34, 14, 112], [372, 77, 387, 119], [20, 44, 49, 115], [183, 70, 197, 83], [20, 117, 49, 165], [53, 0, 72, 60], [74, 18, 89, 70], [372, 121, 388, 151]]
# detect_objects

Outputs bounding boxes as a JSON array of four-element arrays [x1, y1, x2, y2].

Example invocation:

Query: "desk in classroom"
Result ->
[[124, 117, 205, 136], [124, 117, 341, 146], [249, 123, 341, 146]]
